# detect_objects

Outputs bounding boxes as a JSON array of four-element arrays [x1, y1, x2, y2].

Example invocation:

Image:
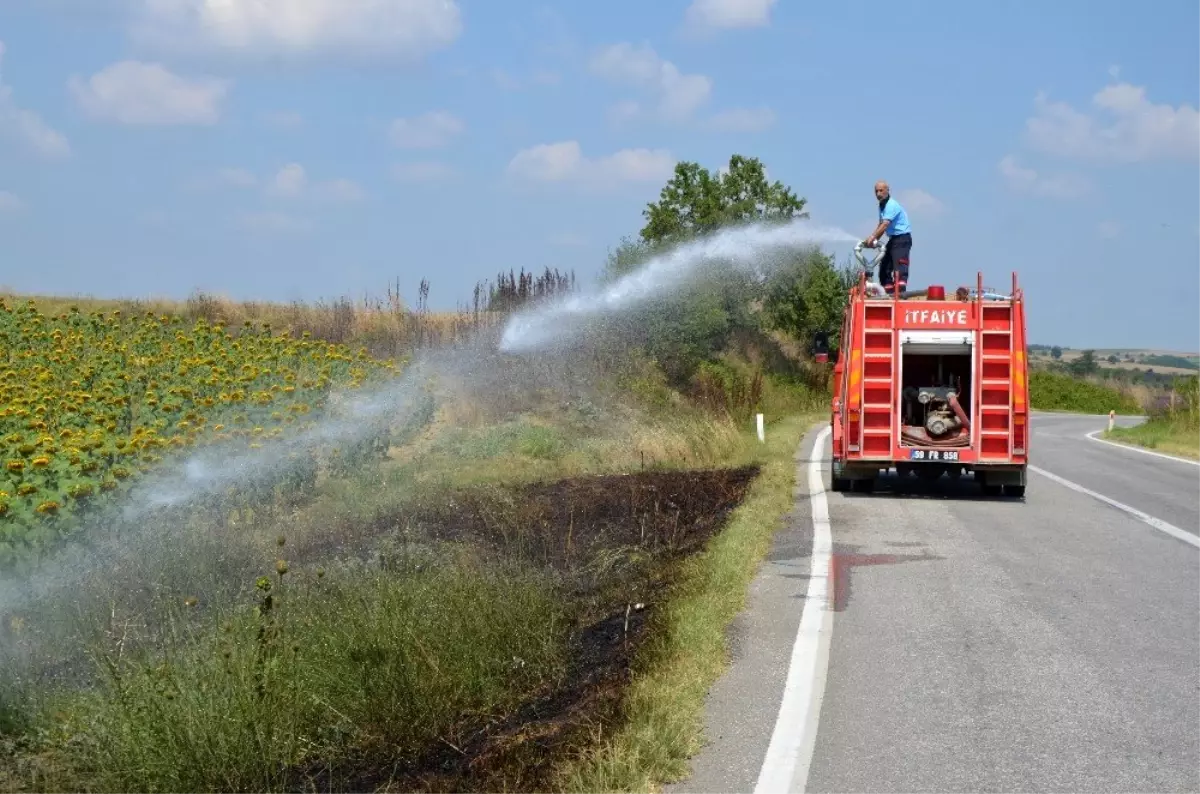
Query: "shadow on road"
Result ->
[[838, 469, 1025, 503]]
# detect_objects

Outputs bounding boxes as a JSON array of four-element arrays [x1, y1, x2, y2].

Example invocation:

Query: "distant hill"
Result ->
[[1028, 345, 1199, 376]]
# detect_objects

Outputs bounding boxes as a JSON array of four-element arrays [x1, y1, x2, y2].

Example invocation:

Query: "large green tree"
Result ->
[[761, 250, 857, 350], [599, 153, 851, 382], [639, 155, 808, 246]]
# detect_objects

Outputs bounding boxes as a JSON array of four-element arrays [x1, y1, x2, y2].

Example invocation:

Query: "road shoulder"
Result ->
[[664, 424, 825, 794]]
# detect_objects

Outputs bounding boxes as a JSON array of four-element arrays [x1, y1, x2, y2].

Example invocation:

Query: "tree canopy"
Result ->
[[600, 153, 852, 383], [639, 155, 808, 246]]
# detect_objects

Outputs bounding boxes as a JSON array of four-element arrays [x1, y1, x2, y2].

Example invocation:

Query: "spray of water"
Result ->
[[0, 356, 434, 615], [0, 216, 861, 682], [499, 218, 861, 353]]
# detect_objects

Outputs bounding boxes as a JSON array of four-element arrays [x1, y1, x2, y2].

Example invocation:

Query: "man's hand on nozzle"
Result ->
[[862, 237, 877, 249]]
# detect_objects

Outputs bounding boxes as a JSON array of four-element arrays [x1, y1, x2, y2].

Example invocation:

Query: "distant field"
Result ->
[[1029, 347, 1199, 376]]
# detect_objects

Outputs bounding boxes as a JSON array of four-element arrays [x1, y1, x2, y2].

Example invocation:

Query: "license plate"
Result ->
[[908, 448, 959, 462]]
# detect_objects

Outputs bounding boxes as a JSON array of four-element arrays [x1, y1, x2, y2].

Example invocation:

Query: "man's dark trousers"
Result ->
[[880, 233, 912, 294]]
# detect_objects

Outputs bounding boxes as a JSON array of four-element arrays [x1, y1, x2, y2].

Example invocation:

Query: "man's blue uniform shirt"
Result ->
[[879, 197, 911, 236]]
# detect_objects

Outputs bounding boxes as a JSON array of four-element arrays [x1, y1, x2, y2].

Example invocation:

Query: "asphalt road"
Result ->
[[667, 413, 1199, 794]]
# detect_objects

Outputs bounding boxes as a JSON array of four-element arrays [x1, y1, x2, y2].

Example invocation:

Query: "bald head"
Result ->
[[874, 181, 889, 201]]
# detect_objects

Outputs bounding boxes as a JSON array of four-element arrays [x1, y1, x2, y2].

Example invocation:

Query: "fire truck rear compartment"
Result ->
[[899, 349, 972, 448]]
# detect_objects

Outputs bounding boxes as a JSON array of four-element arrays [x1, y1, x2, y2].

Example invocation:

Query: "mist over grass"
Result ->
[[0, 210, 843, 792]]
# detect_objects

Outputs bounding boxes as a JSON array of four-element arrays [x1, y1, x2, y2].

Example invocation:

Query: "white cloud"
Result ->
[[0, 41, 71, 158], [264, 163, 364, 201], [589, 42, 711, 122], [267, 163, 307, 197], [707, 106, 776, 132], [606, 99, 642, 125], [321, 178, 366, 202], [506, 140, 676, 188], [684, 0, 778, 30], [217, 167, 257, 188], [1097, 219, 1121, 239], [69, 60, 227, 125], [237, 210, 307, 234], [389, 110, 465, 148], [391, 161, 457, 182], [896, 188, 946, 219], [997, 155, 1088, 199], [0, 191, 25, 212], [129, 0, 463, 60], [1024, 81, 1199, 163]]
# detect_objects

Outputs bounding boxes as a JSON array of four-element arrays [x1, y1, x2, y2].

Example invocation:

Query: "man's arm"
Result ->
[[864, 219, 889, 247], [865, 200, 899, 247]]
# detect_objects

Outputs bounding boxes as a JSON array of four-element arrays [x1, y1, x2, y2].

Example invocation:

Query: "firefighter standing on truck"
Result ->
[[863, 180, 912, 295]]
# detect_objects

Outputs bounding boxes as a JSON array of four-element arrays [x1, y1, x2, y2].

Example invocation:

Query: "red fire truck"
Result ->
[[819, 243, 1029, 497]]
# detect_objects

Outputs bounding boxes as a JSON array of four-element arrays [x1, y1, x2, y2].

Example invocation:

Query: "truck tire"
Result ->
[[1003, 484, 1026, 498]]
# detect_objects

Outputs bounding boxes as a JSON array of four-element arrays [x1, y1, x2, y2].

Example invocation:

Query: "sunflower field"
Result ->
[[0, 298, 404, 570]]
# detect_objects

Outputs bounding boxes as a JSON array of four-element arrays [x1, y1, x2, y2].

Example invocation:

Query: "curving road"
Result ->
[[667, 412, 1199, 794]]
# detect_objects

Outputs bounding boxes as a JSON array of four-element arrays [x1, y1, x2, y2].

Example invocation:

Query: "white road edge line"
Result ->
[[754, 424, 834, 794], [1029, 464, 1200, 549], [1085, 430, 1200, 467]]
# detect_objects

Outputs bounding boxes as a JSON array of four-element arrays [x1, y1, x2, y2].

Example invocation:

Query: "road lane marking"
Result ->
[[1085, 430, 1200, 467], [1029, 465, 1200, 549], [754, 425, 834, 794]]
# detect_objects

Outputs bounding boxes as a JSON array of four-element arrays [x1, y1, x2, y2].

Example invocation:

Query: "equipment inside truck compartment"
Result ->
[[898, 350, 972, 448]]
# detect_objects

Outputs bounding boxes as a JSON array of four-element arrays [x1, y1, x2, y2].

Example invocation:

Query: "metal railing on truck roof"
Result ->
[[851, 241, 1017, 302]]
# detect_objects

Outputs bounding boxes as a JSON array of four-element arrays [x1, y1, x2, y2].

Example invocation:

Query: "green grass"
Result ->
[[1, 358, 819, 793], [7, 554, 569, 792], [1105, 417, 1199, 460], [1029, 370, 1141, 414], [553, 412, 819, 792]]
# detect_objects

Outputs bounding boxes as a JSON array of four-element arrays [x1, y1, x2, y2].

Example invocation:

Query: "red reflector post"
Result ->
[[927, 285, 946, 300]]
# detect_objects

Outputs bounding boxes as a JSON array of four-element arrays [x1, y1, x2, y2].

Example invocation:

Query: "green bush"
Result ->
[[1029, 370, 1140, 414]]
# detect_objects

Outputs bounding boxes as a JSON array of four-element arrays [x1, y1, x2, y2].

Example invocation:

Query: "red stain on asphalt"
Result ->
[[828, 552, 938, 611]]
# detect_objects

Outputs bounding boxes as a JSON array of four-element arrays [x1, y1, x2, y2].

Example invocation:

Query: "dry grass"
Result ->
[[556, 413, 818, 792], [0, 280, 826, 793], [0, 288, 505, 360]]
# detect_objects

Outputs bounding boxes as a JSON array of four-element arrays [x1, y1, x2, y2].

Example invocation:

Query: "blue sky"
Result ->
[[0, 0, 1196, 351]]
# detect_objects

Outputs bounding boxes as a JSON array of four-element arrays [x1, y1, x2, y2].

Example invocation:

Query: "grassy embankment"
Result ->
[[0, 289, 825, 793], [1028, 365, 1198, 460], [1028, 369, 1142, 415], [1103, 373, 1199, 460]]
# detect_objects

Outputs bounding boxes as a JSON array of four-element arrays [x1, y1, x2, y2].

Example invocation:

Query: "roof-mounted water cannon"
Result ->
[[852, 240, 889, 298]]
